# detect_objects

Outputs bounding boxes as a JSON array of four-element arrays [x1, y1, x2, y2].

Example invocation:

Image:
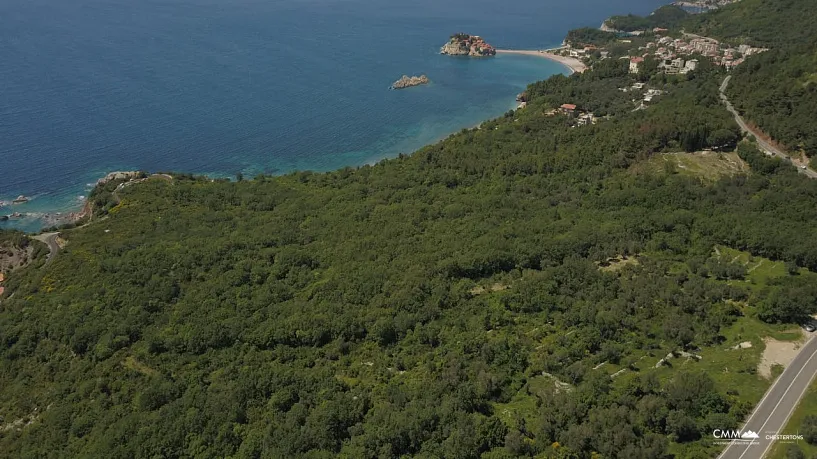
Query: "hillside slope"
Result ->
[[1, 2, 817, 458], [688, 0, 817, 160]]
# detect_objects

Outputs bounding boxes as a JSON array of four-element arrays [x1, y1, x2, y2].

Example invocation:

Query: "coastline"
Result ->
[[496, 49, 587, 74], [3, 52, 577, 236], [0, 197, 91, 233]]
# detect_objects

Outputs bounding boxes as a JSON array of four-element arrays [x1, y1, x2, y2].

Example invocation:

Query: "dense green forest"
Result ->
[[2, 1, 817, 458], [606, 5, 689, 32], [564, 28, 619, 47]]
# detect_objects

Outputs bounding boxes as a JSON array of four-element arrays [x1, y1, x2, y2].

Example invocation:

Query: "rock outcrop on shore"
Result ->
[[599, 20, 619, 33], [391, 75, 430, 89], [440, 33, 496, 57], [97, 171, 142, 186]]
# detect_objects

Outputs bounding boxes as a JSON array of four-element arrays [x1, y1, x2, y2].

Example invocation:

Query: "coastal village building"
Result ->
[[641, 33, 764, 71], [629, 57, 644, 74], [556, 104, 596, 127], [577, 113, 596, 126], [684, 59, 699, 72], [560, 104, 577, 116], [643, 89, 664, 103], [659, 57, 687, 74]]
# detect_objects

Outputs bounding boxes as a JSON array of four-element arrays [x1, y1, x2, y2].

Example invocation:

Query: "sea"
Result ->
[[0, 0, 667, 232]]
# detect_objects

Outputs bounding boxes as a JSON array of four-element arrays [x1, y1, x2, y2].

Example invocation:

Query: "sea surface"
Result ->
[[0, 0, 667, 232]]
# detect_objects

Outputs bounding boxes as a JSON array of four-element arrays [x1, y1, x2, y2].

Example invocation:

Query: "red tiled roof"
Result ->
[[630, 57, 644, 63], [560, 104, 577, 110]]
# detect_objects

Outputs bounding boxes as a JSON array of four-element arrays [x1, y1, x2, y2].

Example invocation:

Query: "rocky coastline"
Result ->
[[440, 33, 496, 57], [0, 170, 149, 230], [97, 171, 142, 186], [391, 75, 429, 90]]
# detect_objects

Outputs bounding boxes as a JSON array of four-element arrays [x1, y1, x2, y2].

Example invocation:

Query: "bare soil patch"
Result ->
[[758, 332, 806, 379], [0, 244, 33, 272], [598, 255, 639, 272]]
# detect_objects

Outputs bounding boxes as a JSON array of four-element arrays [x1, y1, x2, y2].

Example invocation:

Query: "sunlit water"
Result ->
[[0, 0, 666, 231]]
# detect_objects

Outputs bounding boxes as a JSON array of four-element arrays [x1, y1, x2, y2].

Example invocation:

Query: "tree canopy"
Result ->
[[1, 0, 817, 458]]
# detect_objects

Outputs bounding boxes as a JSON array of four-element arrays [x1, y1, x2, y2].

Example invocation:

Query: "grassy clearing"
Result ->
[[470, 282, 509, 295], [634, 151, 749, 181], [664, 316, 789, 406], [715, 245, 814, 295], [598, 255, 639, 272], [767, 377, 817, 459], [492, 373, 560, 431], [625, 247, 804, 400], [122, 356, 158, 377]]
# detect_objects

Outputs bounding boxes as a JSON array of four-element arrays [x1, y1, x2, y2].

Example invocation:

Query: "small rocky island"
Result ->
[[440, 33, 496, 56], [391, 74, 429, 90]]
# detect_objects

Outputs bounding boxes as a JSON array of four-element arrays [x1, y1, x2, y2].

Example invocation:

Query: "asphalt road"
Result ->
[[719, 76, 817, 179], [32, 232, 60, 265], [718, 335, 817, 459]]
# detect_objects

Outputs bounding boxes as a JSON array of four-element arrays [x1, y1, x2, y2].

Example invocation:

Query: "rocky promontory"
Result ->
[[440, 33, 496, 57], [96, 171, 143, 186], [391, 75, 430, 89]]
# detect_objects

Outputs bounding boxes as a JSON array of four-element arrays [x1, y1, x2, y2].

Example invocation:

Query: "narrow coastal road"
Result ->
[[32, 232, 60, 265], [720, 76, 817, 179], [718, 335, 817, 459]]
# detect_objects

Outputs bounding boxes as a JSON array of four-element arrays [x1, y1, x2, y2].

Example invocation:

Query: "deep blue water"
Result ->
[[0, 0, 666, 232]]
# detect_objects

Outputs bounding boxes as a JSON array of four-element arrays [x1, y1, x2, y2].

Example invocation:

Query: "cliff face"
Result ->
[[391, 75, 429, 89], [440, 34, 496, 57], [440, 42, 470, 55], [599, 20, 620, 33]]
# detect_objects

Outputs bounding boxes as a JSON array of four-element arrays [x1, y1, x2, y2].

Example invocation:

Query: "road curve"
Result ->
[[32, 232, 60, 265], [719, 76, 817, 179], [718, 335, 817, 459]]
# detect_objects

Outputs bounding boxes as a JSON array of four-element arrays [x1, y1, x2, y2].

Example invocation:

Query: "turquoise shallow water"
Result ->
[[0, 0, 666, 232]]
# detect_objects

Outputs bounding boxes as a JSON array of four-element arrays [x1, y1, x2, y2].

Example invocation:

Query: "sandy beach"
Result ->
[[496, 49, 588, 74]]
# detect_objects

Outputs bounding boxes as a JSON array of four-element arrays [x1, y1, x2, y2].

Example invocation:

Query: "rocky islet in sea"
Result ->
[[391, 74, 430, 89]]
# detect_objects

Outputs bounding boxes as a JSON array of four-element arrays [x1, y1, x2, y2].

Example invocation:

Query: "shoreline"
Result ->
[[496, 49, 587, 74], [3, 50, 583, 235], [0, 172, 170, 234]]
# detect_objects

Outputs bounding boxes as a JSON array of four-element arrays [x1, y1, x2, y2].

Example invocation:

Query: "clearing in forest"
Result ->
[[598, 255, 639, 272], [634, 151, 748, 180]]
